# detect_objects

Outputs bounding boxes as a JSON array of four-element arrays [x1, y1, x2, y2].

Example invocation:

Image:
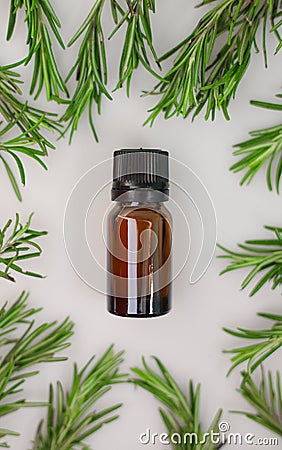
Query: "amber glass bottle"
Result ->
[[107, 149, 172, 318]]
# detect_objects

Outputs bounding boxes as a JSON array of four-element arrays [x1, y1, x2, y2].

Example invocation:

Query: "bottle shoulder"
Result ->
[[107, 202, 172, 224]]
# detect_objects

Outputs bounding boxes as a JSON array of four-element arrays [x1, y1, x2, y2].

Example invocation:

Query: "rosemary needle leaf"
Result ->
[[144, 0, 282, 125], [0, 213, 47, 282], [32, 345, 125, 449], [235, 370, 282, 437], [61, 0, 112, 143], [231, 93, 282, 192], [0, 65, 63, 152], [224, 312, 282, 374], [0, 292, 74, 446], [0, 64, 62, 199], [110, 0, 160, 94], [131, 356, 224, 449], [6, 0, 68, 102], [0, 122, 48, 201], [218, 225, 282, 296]]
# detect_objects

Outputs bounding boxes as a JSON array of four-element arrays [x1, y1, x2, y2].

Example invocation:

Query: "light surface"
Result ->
[[0, 1, 282, 449]]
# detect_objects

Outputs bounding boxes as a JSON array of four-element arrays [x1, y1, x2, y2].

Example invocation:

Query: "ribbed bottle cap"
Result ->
[[111, 149, 169, 201]]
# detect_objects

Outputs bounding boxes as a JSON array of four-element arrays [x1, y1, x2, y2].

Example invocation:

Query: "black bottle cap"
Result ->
[[111, 149, 169, 201]]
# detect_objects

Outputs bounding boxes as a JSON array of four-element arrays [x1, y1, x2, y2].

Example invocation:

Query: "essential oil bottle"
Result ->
[[106, 149, 172, 318]]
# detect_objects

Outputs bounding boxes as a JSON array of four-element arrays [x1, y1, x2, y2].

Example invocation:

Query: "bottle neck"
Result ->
[[117, 201, 162, 208], [112, 188, 169, 204]]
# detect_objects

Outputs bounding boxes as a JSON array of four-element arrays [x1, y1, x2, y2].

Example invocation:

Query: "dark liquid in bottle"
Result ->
[[107, 204, 172, 317]]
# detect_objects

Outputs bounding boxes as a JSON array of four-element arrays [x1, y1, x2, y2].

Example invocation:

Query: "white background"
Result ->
[[1, 1, 282, 449]]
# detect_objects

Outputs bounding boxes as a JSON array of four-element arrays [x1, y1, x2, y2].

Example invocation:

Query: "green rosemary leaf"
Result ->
[[0, 129, 49, 200], [144, 0, 281, 125], [131, 357, 223, 449], [6, 151, 26, 185], [32, 346, 125, 449], [68, 0, 104, 46], [0, 292, 41, 331], [40, 0, 65, 48], [0, 65, 63, 199], [0, 292, 74, 445], [110, 0, 160, 93], [0, 214, 47, 282], [62, 0, 111, 142], [231, 93, 282, 192], [0, 65, 62, 147], [110, 0, 119, 24], [109, 4, 130, 40], [218, 225, 282, 296], [0, 155, 22, 201], [6, 0, 17, 41], [235, 370, 282, 437], [251, 99, 282, 111], [6, 0, 68, 101], [224, 312, 282, 374]]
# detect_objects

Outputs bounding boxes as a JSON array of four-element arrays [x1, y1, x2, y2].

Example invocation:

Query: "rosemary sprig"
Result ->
[[0, 65, 61, 149], [0, 213, 47, 282], [218, 225, 282, 296], [235, 370, 282, 437], [109, 0, 160, 94], [0, 65, 62, 153], [144, 0, 282, 125], [0, 120, 48, 201], [6, 0, 68, 101], [231, 93, 282, 192], [131, 356, 224, 449], [32, 345, 125, 450], [61, 0, 112, 143], [0, 65, 62, 199], [0, 291, 74, 446], [62, 0, 159, 142], [224, 312, 282, 374]]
